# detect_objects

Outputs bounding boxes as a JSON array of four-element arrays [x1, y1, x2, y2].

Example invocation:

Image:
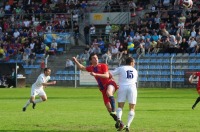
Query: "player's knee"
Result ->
[[30, 99, 34, 103], [42, 98, 47, 101]]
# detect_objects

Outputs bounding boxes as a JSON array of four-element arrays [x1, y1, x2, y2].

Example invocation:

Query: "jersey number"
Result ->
[[126, 70, 134, 79]]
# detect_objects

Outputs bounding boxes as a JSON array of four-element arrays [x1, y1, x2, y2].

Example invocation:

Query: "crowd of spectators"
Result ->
[[0, 0, 90, 64], [81, 0, 200, 65]]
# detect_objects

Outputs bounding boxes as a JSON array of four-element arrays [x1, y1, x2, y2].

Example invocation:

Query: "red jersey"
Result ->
[[86, 63, 111, 90]]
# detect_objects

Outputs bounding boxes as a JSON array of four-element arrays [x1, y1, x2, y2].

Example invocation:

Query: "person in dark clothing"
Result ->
[[7, 68, 16, 88]]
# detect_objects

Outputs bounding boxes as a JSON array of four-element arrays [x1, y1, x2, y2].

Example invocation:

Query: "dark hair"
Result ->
[[125, 57, 135, 65], [44, 68, 51, 72], [89, 53, 97, 61]]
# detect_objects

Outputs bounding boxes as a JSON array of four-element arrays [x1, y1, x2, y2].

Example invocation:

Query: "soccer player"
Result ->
[[22, 68, 56, 112], [190, 72, 200, 110], [110, 57, 138, 132], [72, 53, 119, 123]]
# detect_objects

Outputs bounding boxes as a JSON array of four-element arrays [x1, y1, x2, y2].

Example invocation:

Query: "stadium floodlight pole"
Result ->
[[170, 54, 175, 88]]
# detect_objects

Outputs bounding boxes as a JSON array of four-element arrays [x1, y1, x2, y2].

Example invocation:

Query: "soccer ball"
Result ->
[[189, 75, 199, 84], [182, 0, 193, 9]]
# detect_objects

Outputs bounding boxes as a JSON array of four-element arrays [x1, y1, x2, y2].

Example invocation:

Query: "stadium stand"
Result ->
[[0, 0, 200, 87]]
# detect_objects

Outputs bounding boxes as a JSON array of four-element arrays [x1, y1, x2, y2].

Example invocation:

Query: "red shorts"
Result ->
[[100, 80, 118, 105]]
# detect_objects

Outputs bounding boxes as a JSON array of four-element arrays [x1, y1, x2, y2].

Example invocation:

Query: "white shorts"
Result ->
[[31, 87, 46, 97], [117, 85, 137, 104]]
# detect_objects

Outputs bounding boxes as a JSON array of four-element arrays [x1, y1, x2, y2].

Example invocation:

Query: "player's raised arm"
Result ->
[[72, 57, 86, 71]]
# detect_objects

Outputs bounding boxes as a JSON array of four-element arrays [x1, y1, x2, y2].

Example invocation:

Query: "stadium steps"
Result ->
[[25, 45, 86, 86]]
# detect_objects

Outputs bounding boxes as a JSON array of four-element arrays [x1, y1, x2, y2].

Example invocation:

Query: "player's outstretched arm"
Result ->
[[72, 57, 86, 71], [42, 81, 56, 86]]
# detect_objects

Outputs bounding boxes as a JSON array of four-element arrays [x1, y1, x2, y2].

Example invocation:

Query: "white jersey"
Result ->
[[110, 66, 138, 87], [110, 65, 138, 104], [32, 74, 50, 89]]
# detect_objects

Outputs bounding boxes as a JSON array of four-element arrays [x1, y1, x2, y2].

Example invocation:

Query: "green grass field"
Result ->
[[0, 87, 199, 132]]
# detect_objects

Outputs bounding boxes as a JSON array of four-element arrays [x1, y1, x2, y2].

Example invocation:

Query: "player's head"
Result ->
[[89, 53, 98, 66], [44, 68, 51, 76], [126, 57, 135, 66]]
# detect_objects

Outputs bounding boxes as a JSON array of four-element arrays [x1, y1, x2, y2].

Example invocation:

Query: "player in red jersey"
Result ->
[[72, 53, 119, 124], [190, 72, 200, 109]]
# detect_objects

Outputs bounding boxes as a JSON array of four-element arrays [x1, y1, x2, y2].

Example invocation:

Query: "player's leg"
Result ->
[[106, 85, 116, 113], [123, 104, 136, 132], [22, 88, 37, 111], [116, 86, 126, 131], [124, 86, 137, 131], [116, 102, 125, 131], [192, 96, 200, 109], [22, 96, 35, 112], [32, 89, 47, 109], [192, 88, 200, 109]]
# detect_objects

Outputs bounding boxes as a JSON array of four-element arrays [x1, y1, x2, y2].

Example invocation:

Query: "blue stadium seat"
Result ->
[[23, 65, 29, 69], [68, 71, 75, 74], [161, 71, 170, 75], [155, 65, 162, 69], [57, 47, 64, 54], [149, 65, 156, 69], [157, 53, 163, 57], [188, 59, 196, 63], [139, 77, 147, 81], [56, 71, 62, 75], [162, 65, 170, 69], [150, 59, 157, 63], [162, 59, 170, 63], [173, 78, 184, 82], [25, 70, 32, 75], [156, 59, 162, 63], [149, 54, 157, 58], [188, 65, 196, 69], [139, 59, 145, 63], [163, 53, 170, 57], [143, 59, 150, 63]]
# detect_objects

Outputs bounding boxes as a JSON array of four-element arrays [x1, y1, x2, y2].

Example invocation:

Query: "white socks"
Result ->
[[23, 100, 31, 108], [117, 108, 123, 120], [127, 111, 135, 128], [34, 98, 43, 103], [23, 98, 43, 108]]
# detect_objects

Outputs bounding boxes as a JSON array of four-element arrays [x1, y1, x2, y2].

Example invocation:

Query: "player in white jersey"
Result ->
[[22, 68, 56, 112], [110, 57, 138, 132]]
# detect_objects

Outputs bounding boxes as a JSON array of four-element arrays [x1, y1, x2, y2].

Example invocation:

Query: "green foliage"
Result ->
[[0, 87, 199, 131], [111, 25, 120, 33]]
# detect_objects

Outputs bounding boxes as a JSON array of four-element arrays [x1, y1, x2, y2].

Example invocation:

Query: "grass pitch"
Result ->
[[0, 87, 199, 132]]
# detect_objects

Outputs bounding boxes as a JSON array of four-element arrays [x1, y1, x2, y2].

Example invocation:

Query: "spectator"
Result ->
[[7, 68, 16, 88], [187, 37, 197, 53], [179, 38, 189, 54], [84, 23, 90, 45], [29, 52, 36, 65], [50, 39, 57, 54], [136, 43, 145, 57], [105, 22, 112, 40], [98, 37, 105, 54], [102, 49, 112, 64], [65, 57, 74, 70], [78, 49, 89, 66], [22, 52, 29, 65], [110, 45, 118, 60], [40, 59, 45, 72]]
